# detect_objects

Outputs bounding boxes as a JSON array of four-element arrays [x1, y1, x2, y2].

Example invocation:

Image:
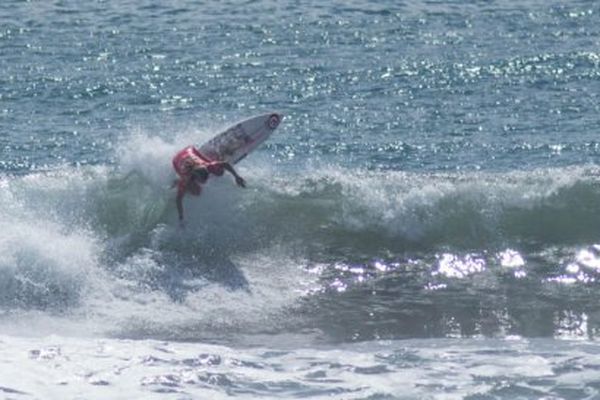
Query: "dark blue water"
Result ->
[[2, 1, 600, 398]]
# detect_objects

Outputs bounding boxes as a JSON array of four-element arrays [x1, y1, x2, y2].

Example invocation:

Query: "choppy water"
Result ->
[[2, 0, 600, 398]]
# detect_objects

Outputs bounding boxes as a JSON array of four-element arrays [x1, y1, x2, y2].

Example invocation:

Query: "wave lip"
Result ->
[[256, 165, 600, 251]]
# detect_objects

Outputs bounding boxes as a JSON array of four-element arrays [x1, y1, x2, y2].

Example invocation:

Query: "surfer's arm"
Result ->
[[222, 162, 246, 188]]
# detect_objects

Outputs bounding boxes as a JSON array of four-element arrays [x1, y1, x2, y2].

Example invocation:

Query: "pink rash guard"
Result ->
[[172, 146, 225, 196]]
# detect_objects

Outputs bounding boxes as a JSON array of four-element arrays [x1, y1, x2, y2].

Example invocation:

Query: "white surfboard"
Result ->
[[198, 113, 282, 164]]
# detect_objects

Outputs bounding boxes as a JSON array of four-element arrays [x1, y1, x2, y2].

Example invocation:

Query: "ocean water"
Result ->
[[2, 0, 600, 398]]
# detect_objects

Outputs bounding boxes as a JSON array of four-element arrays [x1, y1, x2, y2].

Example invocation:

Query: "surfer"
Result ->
[[172, 146, 246, 224]]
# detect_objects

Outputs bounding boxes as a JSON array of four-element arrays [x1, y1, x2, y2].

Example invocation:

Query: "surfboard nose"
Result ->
[[268, 113, 282, 129]]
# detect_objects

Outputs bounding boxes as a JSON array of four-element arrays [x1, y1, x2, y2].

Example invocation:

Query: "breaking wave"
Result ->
[[2, 130, 600, 340]]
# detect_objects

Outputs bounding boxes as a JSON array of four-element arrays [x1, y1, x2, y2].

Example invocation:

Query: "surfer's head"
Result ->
[[191, 166, 209, 182]]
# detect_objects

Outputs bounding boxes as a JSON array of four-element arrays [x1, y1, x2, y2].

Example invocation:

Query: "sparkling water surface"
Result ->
[[1, 0, 600, 398]]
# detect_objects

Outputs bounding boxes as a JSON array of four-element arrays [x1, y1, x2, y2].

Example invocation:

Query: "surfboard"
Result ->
[[198, 113, 282, 164]]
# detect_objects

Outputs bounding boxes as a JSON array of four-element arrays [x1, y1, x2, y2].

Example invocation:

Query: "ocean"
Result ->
[[1, 0, 600, 398]]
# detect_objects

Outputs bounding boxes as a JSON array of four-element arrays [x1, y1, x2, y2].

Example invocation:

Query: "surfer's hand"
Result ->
[[235, 176, 246, 188]]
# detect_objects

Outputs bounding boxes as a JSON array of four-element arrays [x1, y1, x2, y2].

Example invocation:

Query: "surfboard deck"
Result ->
[[198, 113, 282, 164]]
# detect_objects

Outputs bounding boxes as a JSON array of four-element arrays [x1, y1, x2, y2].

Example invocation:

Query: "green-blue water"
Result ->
[[2, 1, 600, 398]]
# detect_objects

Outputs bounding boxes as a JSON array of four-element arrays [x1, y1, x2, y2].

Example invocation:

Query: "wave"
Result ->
[[79, 163, 600, 260], [2, 131, 600, 339], [3, 160, 600, 278], [242, 164, 600, 253], [10, 131, 599, 257]]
